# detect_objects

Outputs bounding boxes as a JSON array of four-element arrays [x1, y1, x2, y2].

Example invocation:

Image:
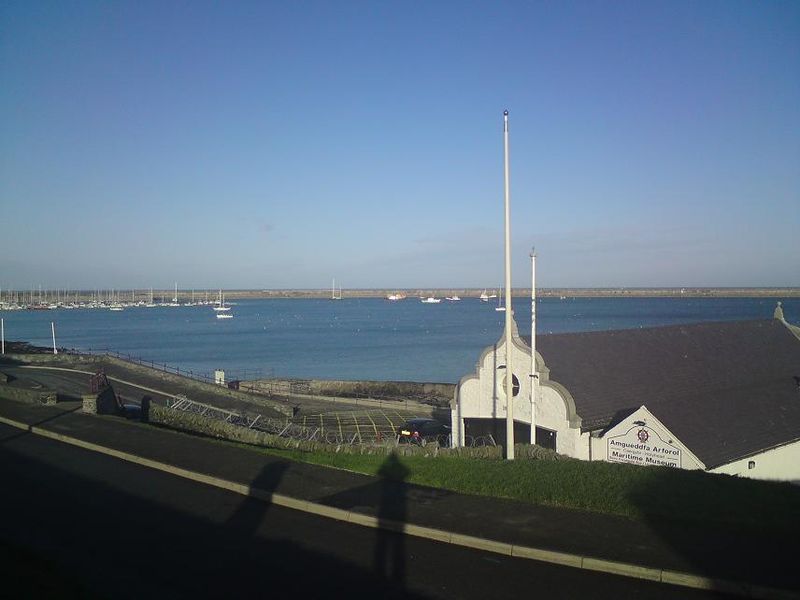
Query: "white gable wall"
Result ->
[[589, 406, 705, 471], [535, 383, 587, 458], [710, 440, 800, 483], [453, 319, 583, 452]]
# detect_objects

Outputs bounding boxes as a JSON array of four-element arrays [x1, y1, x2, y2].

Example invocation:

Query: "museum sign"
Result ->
[[607, 425, 681, 468]]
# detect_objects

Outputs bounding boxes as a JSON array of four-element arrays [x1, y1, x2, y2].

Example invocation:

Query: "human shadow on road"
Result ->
[[0, 445, 434, 599], [224, 461, 289, 536], [373, 452, 410, 584], [0, 404, 82, 445]]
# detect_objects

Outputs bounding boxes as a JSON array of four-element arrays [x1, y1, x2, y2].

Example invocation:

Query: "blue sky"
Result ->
[[1, 1, 798, 290]]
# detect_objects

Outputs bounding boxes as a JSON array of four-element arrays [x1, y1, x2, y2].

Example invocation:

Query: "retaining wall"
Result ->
[[246, 378, 456, 408], [0, 382, 57, 405], [3, 352, 294, 418]]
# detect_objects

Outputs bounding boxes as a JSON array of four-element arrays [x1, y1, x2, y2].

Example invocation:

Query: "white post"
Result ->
[[530, 249, 537, 439], [1, 317, 4, 355], [503, 110, 514, 460], [51, 321, 57, 355]]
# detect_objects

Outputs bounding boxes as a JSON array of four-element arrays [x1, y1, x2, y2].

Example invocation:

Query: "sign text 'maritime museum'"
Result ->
[[607, 426, 682, 468]]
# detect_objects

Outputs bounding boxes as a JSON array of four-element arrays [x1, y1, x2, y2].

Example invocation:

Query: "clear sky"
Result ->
[[1, 1, 798, 291]]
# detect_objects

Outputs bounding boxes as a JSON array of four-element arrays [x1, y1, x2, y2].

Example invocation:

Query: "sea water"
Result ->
[[1, 297, 796, 383]]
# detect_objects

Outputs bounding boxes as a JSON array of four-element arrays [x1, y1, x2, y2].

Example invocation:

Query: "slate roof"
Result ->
[[524, 319, 800, 469]]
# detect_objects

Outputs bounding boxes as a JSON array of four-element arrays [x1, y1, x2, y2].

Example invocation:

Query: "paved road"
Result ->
[[5, 363, 432, 422], [0, 423, 732, 599]]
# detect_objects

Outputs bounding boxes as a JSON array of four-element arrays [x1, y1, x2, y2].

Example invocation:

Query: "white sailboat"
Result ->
[[213, 290, 231, 312], [168, 283, 180, 307], [495, 287, 505, 312], [330, 278, 342, 300], [479, 289, 489, 302]]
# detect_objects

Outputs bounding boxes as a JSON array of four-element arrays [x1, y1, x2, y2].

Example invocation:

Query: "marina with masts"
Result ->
[[0, 286, 224, 312]]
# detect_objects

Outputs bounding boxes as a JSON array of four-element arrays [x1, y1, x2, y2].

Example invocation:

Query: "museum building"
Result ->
[[451, 303, 800, 482]]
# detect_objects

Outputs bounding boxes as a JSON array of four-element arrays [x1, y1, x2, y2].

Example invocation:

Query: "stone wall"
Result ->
[[81, 386, 121, 415], [0, 383, 57, 405], [97, 355, 294, 417], [245, 378, 456, 408], [3, 352, 293, 418]]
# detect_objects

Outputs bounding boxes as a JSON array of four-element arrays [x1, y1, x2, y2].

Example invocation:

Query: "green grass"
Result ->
[[246, 443, 800, 536]]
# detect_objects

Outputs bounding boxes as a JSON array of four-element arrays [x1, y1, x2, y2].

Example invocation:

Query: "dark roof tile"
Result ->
[[526, 320, 800, 467]]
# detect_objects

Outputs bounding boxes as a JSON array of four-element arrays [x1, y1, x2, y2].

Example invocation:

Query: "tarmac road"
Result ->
[[0, 422, 733, 600]]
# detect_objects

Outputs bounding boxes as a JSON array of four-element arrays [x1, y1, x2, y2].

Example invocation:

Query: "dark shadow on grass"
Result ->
[[625, 465, 800, 592]]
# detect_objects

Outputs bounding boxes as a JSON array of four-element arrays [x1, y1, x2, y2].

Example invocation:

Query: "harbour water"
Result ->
[[1, 297, 796, 383]]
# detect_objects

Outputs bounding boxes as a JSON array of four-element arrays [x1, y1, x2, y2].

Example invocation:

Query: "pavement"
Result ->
[[0, 398, 797, 600]]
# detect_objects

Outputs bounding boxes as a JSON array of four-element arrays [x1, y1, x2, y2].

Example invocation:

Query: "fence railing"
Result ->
[[70, 347, 445, 410], [163, 394, 494, 449], [76, 347, 262, 388]]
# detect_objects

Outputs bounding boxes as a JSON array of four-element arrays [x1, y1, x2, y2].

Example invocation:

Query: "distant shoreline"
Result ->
[[213, 287, 800, 300], [4, 287, 798, 304]]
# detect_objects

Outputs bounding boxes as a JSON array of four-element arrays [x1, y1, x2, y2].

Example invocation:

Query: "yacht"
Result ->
[[213, 290, 231, 312], [421, 297, 441, 304], [495, 288, 505, 312]]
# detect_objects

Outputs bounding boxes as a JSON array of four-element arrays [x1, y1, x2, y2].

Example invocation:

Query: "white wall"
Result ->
[[452, 320, 583, 453], [535, 384, 586, 458], [710, 440, 800, 483], [589, 406, 705, 471]]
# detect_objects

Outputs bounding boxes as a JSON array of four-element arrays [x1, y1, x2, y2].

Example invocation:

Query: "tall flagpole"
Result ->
[[530, 248, 537, 440], [503, 110, 514, 460]]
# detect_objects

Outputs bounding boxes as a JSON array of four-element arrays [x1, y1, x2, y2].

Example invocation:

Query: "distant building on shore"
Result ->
[[451, 304, 800, 483]]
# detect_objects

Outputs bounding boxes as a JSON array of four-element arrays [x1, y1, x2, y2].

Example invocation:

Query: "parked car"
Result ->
[[397, 418, 451, 445]]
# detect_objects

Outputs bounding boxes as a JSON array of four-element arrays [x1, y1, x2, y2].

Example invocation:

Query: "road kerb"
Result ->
[[0, 415, 31, 431], [347, 512, 381, 528], [511, 545, 582, 568], [404, 523, 451, 544], [659, 569, 717, 589], [3, 414, 798, 599], [449, 532, 513, 556], [581, 557, 662, 582]]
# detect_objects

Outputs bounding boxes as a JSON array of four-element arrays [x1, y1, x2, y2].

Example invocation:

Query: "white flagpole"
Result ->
[[503, 110, 514, 460], [530, 249, 537, 438], [51, 321, 57, 355], [1, 317, 4, 355]]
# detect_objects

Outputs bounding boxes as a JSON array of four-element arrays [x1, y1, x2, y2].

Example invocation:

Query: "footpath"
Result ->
[[0, 399, 796, 600]]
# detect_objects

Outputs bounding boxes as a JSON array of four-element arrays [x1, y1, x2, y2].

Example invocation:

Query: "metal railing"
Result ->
[[77, 347, 262, 388], [164, 394, 494, 449]]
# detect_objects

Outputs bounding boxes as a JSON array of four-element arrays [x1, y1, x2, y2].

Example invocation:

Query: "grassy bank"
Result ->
[[244, 443, 800, 535]]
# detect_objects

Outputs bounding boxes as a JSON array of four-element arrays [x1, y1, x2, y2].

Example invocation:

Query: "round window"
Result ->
[[500, 373, 520, 397]]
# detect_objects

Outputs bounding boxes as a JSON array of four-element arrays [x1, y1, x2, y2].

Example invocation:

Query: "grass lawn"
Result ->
[[246, 443, 800, 536]]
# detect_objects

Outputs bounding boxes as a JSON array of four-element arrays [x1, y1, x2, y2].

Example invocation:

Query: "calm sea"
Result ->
[[1, 297, 796, 383]]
